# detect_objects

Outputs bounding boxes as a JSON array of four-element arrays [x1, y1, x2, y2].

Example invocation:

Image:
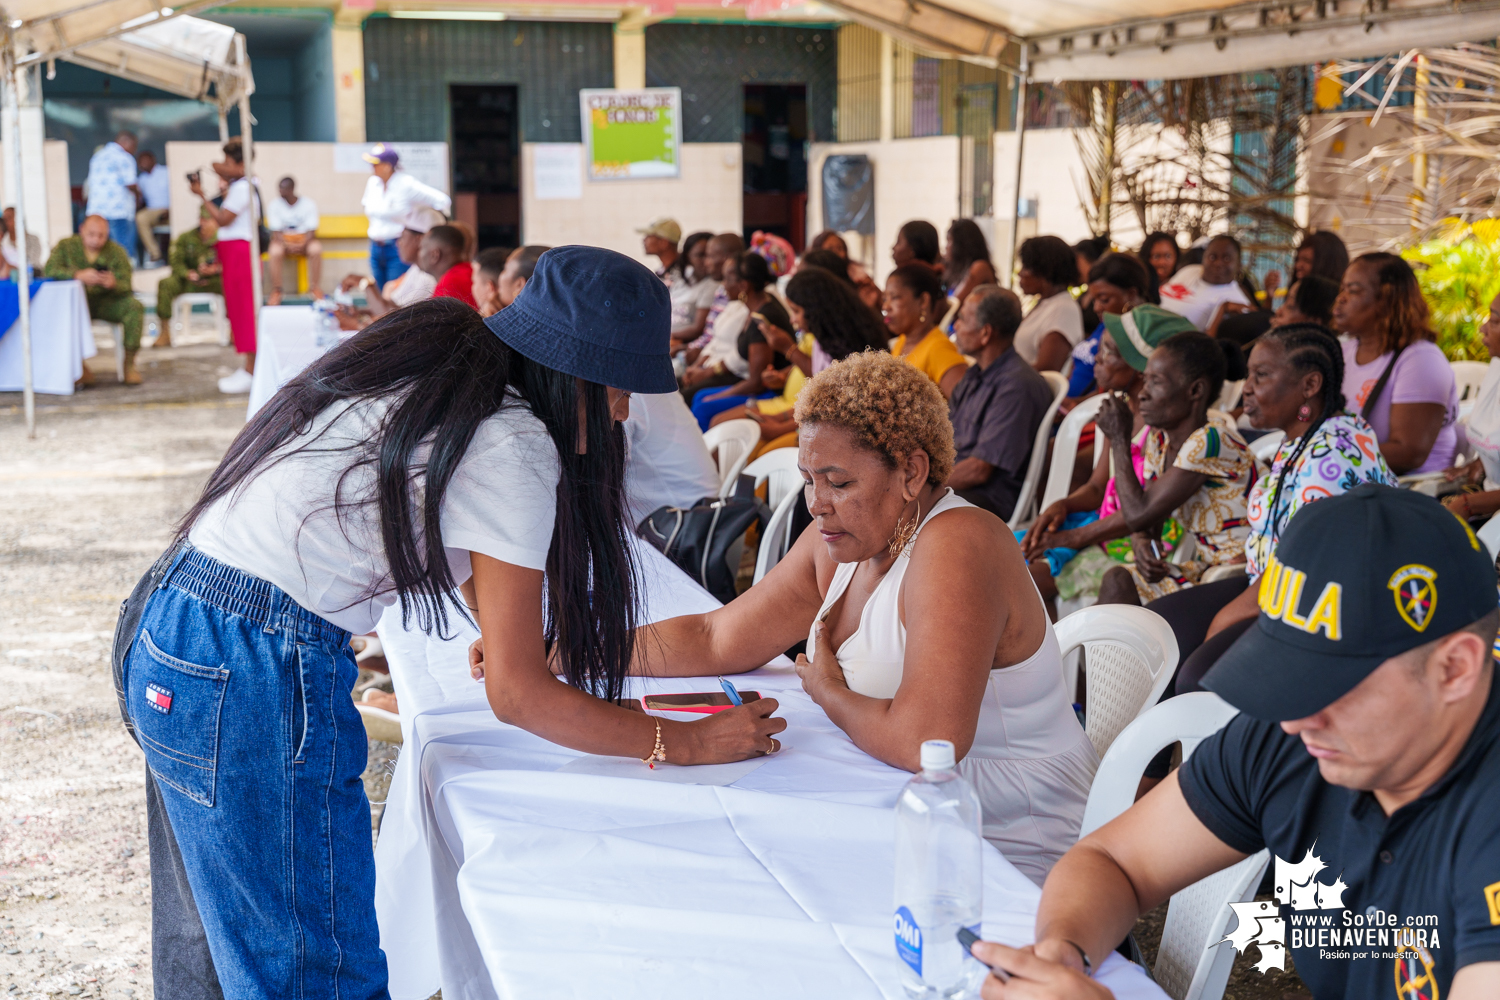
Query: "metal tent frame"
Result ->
[[814, 0, 1500, 279], [2, 2, 254, 437]]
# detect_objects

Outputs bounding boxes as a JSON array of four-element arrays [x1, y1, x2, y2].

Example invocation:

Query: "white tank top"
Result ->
[[808, 489, 1084, 761]]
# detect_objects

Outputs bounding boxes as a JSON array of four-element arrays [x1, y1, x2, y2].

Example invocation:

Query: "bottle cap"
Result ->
[[920, 739, 956, 771]]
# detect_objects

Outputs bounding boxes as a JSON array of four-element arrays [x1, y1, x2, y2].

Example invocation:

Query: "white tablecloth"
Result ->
[[245, 305, 319, 418], [373, 540, 1165, 1000], [0, 281, 95, 395]]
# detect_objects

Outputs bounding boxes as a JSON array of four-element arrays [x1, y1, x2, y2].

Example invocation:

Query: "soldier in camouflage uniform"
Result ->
[[154, 210, 223, 347], [44, 214, 146, 385]]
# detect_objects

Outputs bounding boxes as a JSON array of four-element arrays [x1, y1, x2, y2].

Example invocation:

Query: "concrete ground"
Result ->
[[0, 327, 1302, 1000]]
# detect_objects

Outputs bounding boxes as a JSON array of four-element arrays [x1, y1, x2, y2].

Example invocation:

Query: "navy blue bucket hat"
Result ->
[[484, 245, 676, 394]]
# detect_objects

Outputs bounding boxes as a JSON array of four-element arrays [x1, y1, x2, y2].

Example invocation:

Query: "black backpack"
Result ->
[[637, 476, 768, 604]]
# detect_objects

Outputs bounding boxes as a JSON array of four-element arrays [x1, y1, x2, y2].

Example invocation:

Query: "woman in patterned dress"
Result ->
[[1145, 324, 1395, 692], [1094, 331, 1260, 606]]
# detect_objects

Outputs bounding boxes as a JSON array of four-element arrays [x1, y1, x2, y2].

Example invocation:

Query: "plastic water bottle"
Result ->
[[313, 298, 340, 349], [894, 739, 986, 999]]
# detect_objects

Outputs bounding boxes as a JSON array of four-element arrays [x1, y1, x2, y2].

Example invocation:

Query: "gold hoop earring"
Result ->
[[887, 498, 921, 559]]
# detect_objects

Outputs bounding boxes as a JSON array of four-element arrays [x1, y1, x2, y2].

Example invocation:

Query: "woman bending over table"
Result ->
[[628, 350, 1098, 885], [113, 252, 783, 998]]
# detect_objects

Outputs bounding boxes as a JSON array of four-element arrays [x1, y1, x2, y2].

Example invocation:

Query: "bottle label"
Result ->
[[894, 905, 922, 976]]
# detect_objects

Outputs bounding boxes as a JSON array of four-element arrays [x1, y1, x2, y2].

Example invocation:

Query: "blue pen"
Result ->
[[718, 676, 743, 706]]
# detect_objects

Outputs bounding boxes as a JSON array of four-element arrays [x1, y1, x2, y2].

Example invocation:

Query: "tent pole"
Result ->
[[6, 47, 34, 439], [1005, 47, 1029, 290], [236, 36, 261, 360]]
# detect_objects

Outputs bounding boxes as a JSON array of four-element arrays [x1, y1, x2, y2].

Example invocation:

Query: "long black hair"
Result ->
[[1297, 230, 1350, 283], [800, 249, 856, 285], [179, 298, 638, 701], [1255, 323, 1347, 540], [677, 230, 713, 283], [943, 218, 992, 289], [898, 220, 940, 264], [785, 266, 890, 359]]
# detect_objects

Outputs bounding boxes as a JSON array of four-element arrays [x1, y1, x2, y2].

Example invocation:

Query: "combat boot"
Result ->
[[122, 349, 143, 386]]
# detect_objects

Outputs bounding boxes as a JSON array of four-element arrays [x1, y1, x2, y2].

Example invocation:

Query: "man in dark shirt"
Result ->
[[946, 285, 1056, 520], [971, 485, 1500, 1000]]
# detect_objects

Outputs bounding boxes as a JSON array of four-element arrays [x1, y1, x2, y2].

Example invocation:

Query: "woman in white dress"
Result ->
[[628, 350, 1098, 884]]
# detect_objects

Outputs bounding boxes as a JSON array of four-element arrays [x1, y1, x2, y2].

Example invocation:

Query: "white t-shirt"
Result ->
[[669, 276, 714, 332], [387, 263, 437, 306], [1466, 361, 1500, 489], [700, 300, 751, 378], [137, 165, 171, 210], [267, 195, 320, 234], [362, 172, 453, 242], [623, 392, 721, 526], [1157, 264, 1252, 330], [188, 399, 560, 635], [217, 178, 256, 242], [1014, 290, 1085, 366]]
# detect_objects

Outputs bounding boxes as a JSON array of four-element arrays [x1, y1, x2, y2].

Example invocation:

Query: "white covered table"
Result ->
[[245, 305, 319, 417], [0, 281, 95, 395], [373, 541, 1166, 1000]]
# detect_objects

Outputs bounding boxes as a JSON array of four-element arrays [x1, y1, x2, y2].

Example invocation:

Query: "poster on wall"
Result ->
[[334, 142, 450, 193], [578, 88, 681, 181]]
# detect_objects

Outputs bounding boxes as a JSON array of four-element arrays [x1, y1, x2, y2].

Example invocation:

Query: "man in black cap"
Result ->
[[970, 484, 1500, 1000]]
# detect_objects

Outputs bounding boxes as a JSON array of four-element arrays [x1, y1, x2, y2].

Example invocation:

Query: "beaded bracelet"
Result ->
[[642, 718, 666, 768]]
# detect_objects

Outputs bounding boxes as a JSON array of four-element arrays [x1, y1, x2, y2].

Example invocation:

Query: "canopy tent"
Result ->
[[2, 3, 254, 437], [818, 0, 1500, 81], [816, 0, 1500, 278]]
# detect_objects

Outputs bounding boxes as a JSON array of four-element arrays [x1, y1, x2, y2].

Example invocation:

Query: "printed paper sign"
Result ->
[[579, 88, 681, 181]]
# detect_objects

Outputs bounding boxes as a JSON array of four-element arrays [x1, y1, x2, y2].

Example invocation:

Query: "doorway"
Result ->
[[741, 84, 807, 249], [450, 84, 520, 251]]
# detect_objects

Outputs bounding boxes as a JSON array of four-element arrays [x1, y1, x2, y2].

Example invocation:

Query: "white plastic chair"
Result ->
[[1053, 604, 1179, 758], [753, 488, 800, 584], [1213, 379, 1244, 413], [702, 419, 762, 497], [171, 292, 230, 346], [1478, 514, 1500, 562], [1007, 370, 1071, 530], [91, 320, 126, 382], [1037, 393, 1109, 514], [743, 449, 803, 512], [1452, 360, 1488, 404], [1077, 692, 1270, 1000], [1249, 430, 1284, 463]]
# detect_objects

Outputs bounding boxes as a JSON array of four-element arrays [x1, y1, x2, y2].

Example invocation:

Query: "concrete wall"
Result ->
[[0, 136, 72, 253], [520, 142, 743, 263], [806, 135, 960, 284]]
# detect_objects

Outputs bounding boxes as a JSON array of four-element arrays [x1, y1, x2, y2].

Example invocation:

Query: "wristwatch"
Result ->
[[1063, 939, 1093, 977]]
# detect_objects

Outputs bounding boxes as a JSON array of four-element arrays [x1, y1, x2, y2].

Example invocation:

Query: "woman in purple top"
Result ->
[[1333, 252, 1458, 475]]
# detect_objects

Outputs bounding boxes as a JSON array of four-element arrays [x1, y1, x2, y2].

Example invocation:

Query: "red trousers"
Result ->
[[218, 239, 257, 354]]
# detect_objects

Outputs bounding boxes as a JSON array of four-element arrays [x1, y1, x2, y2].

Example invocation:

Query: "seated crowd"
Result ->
[[105, 180, 1500, 1000]]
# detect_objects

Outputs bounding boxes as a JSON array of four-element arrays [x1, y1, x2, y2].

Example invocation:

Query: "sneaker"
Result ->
[[217, 368, 254, 394]]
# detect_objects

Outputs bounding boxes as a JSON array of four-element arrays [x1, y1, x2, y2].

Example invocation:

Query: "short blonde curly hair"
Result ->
[[794, 349, 956, 486]]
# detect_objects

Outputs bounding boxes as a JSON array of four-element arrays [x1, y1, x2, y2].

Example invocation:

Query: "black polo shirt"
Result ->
[[1179, 678, 1500, 999], [947, 347, 1054, 521]]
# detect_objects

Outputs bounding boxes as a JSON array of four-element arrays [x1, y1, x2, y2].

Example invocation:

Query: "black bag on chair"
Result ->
[[637, 476, 768, 604]]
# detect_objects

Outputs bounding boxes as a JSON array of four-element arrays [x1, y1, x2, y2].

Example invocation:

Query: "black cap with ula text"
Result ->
[[1202, 484, 1496, 721]]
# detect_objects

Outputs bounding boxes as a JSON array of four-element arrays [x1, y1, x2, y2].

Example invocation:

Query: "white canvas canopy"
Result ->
[[820, 0, 1500, 81], [2, 3, 255, 436]]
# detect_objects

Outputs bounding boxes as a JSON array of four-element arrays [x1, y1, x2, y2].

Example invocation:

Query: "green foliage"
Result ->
[[1401, 220, 1500, 361]]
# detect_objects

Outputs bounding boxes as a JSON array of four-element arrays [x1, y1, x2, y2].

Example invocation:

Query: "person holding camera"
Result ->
[[44, 214, 145, 386]]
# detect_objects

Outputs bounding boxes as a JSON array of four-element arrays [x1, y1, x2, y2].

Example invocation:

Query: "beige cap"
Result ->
[[400, 206, 446, 234], [635, 218, 681, 245]]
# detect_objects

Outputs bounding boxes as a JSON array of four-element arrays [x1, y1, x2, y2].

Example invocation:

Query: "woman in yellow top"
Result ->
[[885, 263, 968, 398]]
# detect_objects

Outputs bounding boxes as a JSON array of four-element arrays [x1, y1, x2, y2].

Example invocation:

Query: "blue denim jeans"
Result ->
[[108, 216, 138, 262], [368, 240, 403, 289], [121, 546, 389, 999]]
